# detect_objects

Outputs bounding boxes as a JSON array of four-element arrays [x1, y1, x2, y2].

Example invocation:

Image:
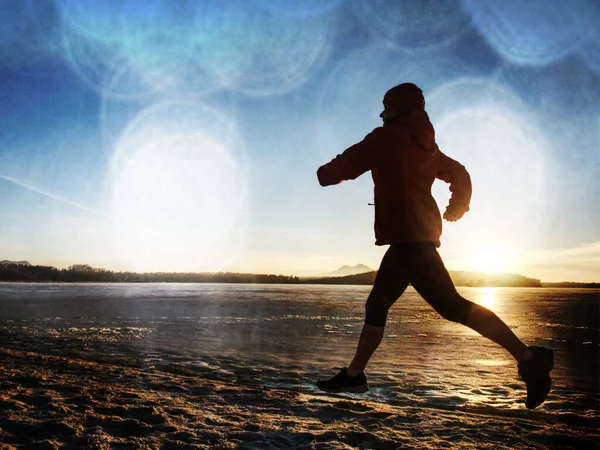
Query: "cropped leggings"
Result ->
[[365, 242, 474, 327]]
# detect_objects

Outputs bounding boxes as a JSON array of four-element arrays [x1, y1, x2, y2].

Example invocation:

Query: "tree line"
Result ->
[[0, 263, 300, 284], [3, 262, 596, 288]]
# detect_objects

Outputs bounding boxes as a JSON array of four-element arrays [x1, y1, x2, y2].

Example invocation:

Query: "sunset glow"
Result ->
[[478, 287, 497, 309], [467, 245, 512, 274], [0, 1, 598, 282]]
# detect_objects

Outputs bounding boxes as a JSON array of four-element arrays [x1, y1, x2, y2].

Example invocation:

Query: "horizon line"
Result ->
[[1, 260, 599, 285]]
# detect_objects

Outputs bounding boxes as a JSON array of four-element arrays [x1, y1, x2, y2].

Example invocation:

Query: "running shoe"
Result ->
[[518, 346, 554, 409], [316, 367, 369, 393]]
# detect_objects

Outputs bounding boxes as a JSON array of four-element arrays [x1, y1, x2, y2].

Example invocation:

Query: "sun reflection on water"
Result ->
[[479, 287, 497, 309]]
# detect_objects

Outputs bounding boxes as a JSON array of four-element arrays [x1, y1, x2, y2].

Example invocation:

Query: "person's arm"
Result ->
[[317, 128, 384, 186], [436, 151, 472, 221]]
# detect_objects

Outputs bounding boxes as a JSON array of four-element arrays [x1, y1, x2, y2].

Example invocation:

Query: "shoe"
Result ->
[[518, 346, 554, 409], [316, 367, 369, 393]]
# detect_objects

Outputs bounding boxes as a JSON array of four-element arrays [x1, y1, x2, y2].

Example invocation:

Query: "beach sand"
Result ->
[[1, 346, 596, 450]]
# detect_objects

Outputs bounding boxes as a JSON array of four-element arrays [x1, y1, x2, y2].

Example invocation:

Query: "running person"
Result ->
[[315, 83, 553, 409]]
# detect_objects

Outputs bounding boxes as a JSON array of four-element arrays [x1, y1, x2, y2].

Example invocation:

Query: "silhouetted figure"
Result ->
[[316, 83, 553, 409]]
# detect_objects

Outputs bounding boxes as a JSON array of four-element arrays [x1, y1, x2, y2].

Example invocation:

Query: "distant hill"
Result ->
[[541, 281, 600, 288], [302, 270, 543, 288], [0, 260, 31, 266], [324, 264, 373, 277], [304, 271, 376, 285], [449, 271, 542, 288]]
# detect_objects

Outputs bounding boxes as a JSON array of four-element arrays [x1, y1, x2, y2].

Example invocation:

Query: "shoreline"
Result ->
[[1, 280, 599, 289]]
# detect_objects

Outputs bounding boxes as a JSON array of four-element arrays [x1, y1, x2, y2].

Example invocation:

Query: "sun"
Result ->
[[467, 245, 511, 273]]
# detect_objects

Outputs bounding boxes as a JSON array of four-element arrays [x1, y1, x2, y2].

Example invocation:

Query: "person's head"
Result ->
[[380, 83, 425, 124]]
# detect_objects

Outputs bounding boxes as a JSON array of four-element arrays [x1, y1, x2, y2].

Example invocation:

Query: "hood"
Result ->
[[387, 109, 436, 151]]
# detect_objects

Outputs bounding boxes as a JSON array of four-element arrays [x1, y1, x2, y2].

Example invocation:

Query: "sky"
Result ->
[[0, 0, 598, 282]]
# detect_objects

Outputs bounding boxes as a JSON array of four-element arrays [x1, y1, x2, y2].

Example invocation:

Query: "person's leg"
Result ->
[[348, 324, 386, 373], [463, 300, 528, 362], [348, 245, 409, 372], [409, 244, 527, 362], [317, 245, 409, 392], [455, 287, 553, 409], [409, 244, 554, 409]]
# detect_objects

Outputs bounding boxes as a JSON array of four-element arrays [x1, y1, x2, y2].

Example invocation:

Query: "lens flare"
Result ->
[[496, 60, 600, 120], [59, 0, 133, 42], [61, 26, 135, 97], [251, 0, 343, 18], [461, 0, 600, 65], [108, 100, 248, 272], [119, 2, 225, 96], [352, 0, 471, 51], [427, 78, 548, 250], [59, 0, 334, 97], [59, 0, 165, 98], [0, 0, 61, 68], [316, 45, 470, 159], [185, 1, 335, 96]]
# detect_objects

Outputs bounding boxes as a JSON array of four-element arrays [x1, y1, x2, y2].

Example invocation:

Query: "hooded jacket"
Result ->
[[317, 110, 471, 247]]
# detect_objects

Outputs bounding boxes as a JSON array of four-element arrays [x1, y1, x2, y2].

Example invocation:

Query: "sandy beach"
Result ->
[[0, 345, 597, 449]]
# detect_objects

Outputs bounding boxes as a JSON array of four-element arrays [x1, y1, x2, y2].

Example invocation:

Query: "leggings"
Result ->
[[365, 242, 474, 327]]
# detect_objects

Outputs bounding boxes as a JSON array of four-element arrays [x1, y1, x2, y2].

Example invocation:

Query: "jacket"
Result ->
[[317, 110, 471, 247]]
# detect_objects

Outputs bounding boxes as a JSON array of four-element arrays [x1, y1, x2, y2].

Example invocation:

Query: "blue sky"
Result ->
[[0, 0, 599, 282]]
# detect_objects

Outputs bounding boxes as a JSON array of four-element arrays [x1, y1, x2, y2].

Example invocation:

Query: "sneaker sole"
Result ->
[[316, 384, 369, 394], [522, 347, 554, 409], [525, 374, 552, 409]]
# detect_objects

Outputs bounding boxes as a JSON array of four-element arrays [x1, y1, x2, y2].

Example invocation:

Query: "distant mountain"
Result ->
[[325, 264, 374, 277], [0, 260, 31, 266]]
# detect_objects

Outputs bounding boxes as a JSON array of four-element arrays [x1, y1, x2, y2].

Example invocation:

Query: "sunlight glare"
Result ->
[[467, 245, 511, 273], [478, 287, 497, 308], [428, 79, 548, 250], [108, 100, 247, 272]]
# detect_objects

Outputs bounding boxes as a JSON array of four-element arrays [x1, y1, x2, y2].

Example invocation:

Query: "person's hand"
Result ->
[[317, 165, 342, 186], [317, 166, 328, 186], [443, 205, 465, 222]]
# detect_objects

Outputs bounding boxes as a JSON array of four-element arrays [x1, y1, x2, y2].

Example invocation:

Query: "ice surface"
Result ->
[[0, 283, 598, 448]]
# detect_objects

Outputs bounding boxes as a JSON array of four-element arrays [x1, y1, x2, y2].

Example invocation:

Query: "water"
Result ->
[[0, 283, 598, 420]]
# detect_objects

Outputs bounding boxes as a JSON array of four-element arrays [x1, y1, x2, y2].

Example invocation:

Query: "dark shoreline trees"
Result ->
[[2, 261, 597, 287], [0, 262, 300, 284]]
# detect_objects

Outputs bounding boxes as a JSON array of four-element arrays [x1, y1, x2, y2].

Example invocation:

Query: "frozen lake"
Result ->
[[0, 283, 597, 417]]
